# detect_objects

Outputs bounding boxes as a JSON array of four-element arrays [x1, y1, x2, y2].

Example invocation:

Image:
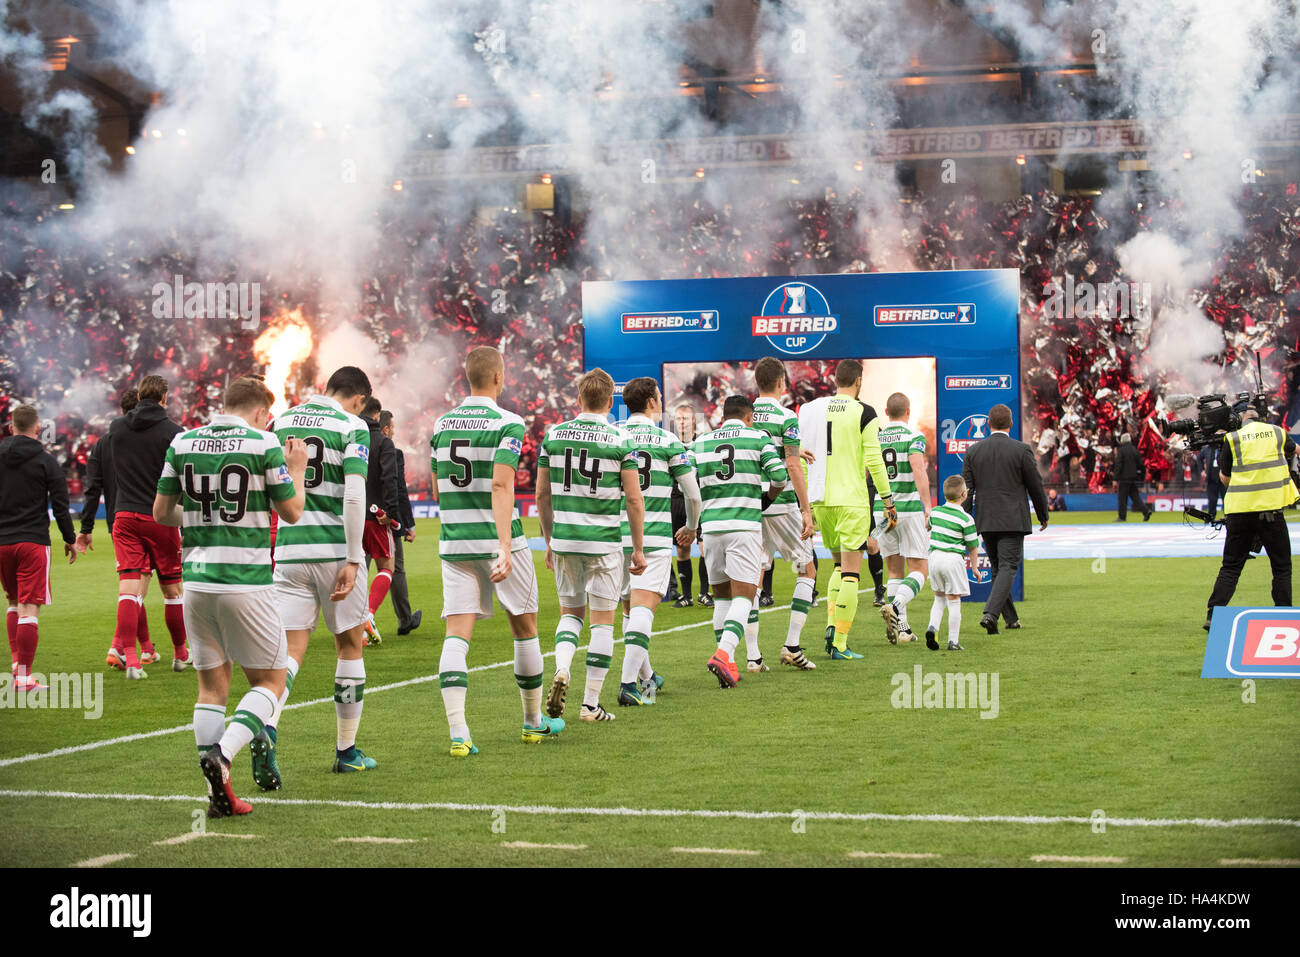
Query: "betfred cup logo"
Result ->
[[782, 284, 807, 315], [957, 305, 972, 322], [942, 414, 992, 460], [753, 282, 838, 356]]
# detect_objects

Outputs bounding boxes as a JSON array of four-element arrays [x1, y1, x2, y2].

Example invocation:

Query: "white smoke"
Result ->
[[3, 0, 1297, 429], [1142, 305, 1227, 394], [1115, 233, 1197, 299], [990, 0, 1299, 394], [314, 322, 464, 455]]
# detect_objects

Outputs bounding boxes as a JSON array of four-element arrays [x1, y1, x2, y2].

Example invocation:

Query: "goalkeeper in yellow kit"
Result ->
[[797, 359, 896, 659]]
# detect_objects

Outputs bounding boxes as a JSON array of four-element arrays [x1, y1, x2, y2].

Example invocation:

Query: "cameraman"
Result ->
[[1204, 409, 1298, 630]]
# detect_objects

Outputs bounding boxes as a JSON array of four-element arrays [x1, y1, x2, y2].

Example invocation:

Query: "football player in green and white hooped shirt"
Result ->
[[431, 346, 563, 757], [875, 392, 935, 645], [751, 357, 818, 672], [271, 366, 379, 778], [153, 376, 307, 819], [692, 394, 789, 688], [537, 368, 646, 724], [924, 474, 984, 651], [614, 377, 702, 706]]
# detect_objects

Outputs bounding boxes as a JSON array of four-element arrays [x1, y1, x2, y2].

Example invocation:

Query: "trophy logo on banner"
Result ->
[[782, 284, 807, 315]]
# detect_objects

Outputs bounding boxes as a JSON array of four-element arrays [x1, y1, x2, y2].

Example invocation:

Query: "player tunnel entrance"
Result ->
[[581, 268, 1022, 602]]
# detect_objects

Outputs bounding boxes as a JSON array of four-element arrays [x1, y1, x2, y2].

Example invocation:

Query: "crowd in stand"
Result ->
[[2, 183, 1297, 498]]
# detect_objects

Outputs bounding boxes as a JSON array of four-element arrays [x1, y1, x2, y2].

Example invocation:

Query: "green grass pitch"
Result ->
[[1, 515, 1297, 867]]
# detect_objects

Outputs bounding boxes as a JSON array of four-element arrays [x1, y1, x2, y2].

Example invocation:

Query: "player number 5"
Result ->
[[449, 439, 473, 489]]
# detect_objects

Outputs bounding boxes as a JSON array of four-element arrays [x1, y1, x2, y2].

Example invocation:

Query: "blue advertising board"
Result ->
[[1202, 606, 1300, 679], [581, 268, 1023, 603]]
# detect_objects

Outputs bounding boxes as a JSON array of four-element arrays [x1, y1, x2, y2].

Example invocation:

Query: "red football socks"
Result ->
[[368, 570, 393, 615]]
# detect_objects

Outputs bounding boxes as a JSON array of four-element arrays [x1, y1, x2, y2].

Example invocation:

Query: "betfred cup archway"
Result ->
[[581, 268, 1023, 603]]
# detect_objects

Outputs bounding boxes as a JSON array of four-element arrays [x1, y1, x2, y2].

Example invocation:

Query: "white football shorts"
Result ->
[[186, 587, 289, 672], [552, 549, 623, 612], [762, 509, 814, 569], [875, 511, 930, 560], [621, 550, 674, 599], [927, 550, 971, 597], [273, 559, 369, 635], [702, 530, 764, 587], [441, 547, 539, 620]]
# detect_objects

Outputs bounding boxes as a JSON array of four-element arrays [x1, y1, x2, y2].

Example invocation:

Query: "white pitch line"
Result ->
[[4, 789, 1298, 830], [672, 846, 761, 856], [1030, 855, 1127, 863], [848, 851, 942, 859], [0, 591, 830, 770], [1220, 858, 1300, 866], [152, 832, 259, 846], [71, 853, 134, 868], [337, 836, 420, 844], [501, 841, 587, 850], [2, 790, 1298, 830]]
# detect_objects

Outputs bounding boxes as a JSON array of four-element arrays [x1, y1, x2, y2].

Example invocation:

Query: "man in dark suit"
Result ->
[[1114, 433, 1152, 521], [961, 404, 1050, 635], [380, 411, 421, 636]]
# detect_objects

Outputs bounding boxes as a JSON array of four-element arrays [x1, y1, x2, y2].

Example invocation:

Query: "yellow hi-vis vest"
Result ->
[[1223, 420, 1299, 514]]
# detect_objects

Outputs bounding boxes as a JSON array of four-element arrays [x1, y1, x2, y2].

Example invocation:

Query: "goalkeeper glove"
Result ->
[[881, 496, 898, 531]]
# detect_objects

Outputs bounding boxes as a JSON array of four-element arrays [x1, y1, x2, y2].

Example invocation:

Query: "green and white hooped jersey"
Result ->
[[272, 396, 371, 564], [431, 396, 528, 561], [692, 419, 788, 535], [752, 397, 800, 517], [873, 420, 927, 513], [929, 502, 978, 556], [157, 414, 298, 592], [539, 412, 638, 556], [620, 415, 694, 553]]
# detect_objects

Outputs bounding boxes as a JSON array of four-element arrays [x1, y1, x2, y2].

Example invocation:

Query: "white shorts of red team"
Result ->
[[762, 509, 814, 569], [703, 530, 765, 587], [927, 551, 971, 597], [551, 549, 623, 612], [441, 547, 539, 620], [875, 511, 930, 560], [185, 587, 289, 672], [621, 551, 674, 599], [273, 559, 369, 635]]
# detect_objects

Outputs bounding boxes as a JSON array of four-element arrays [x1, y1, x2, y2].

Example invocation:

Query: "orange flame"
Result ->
[[253, 309, 314, 417]]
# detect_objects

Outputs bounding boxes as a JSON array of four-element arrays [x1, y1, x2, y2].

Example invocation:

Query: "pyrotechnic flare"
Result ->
[[253, 310, 313, 417]]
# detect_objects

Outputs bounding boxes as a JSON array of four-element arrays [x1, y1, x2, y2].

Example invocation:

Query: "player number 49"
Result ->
[[184, 463, 250, 524]]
